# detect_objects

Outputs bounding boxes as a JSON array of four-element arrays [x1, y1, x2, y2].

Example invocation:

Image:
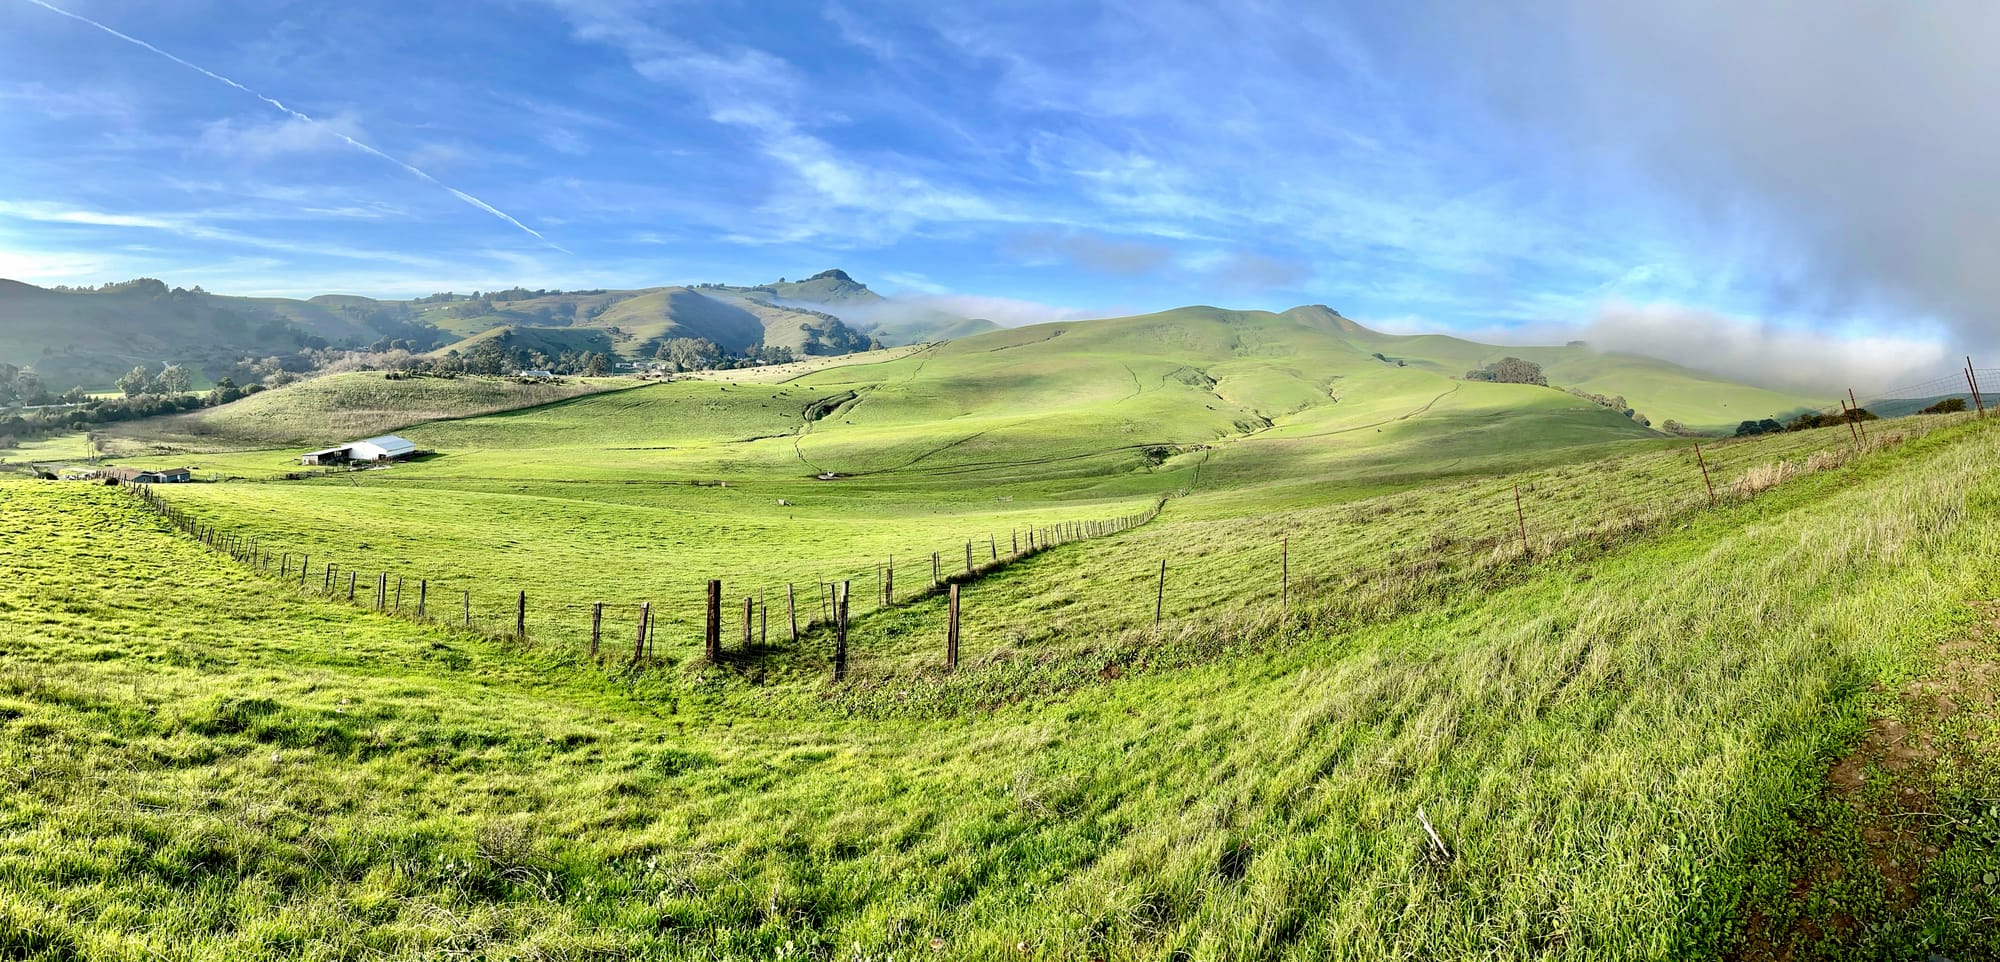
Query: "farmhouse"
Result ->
[[300, 435, 418, 466], [104, 466, 193, 484]]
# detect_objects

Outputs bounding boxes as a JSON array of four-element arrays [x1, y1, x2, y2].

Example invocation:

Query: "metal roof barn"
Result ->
[[350, 436, 417, 461]]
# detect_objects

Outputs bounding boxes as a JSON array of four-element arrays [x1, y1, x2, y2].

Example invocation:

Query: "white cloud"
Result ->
[[197, 110, 369, 161], [852, 293, 1108, 329], [1375, 300, 1950, 395]]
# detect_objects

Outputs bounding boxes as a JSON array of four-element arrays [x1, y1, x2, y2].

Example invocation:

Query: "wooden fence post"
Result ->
[[947, 583, 960, 671], [515, 591, 527, 640], [418, 579, 427, 618], [590, 602, 602, 657], [787, 583, 798, 643], [760, 589, 768, 645], [376, 573, 386, 611], [705, 579, 722, 662], [634, 602, 649, 663], [301, 554, 308, 585], [1513, 485, 1528, 555], [819, 580, 829, 624], [885, 557, 894, 604], [324, 565, 332, 592], [743, 595, 753, 649], [965, 541, 973, 575], [1848, 388, 1869, 442], [1966, 357, 1986, 417], [931, 552, 940, 588], [833, 581, 849, 682], [347, 571, 357, 601], [989, 535, 997, 561], [1013, 529, 1019, 555], [394, 577, 403, 613], [1281, 535, 1289, 613], [1694, 443, 1716, 505], [1155, 559, 1166, 628]]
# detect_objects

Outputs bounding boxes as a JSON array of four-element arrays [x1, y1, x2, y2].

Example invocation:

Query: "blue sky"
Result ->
[[0, 0, 1983, 389]]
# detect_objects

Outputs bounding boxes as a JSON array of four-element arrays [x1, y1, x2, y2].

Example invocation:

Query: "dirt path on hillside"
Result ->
[[1732, 606, 2000, 960]]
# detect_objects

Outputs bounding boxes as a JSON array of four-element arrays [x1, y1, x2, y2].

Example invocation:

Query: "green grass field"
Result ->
[[8, 412, 2000, 959], [6, 309, 1988, 959]]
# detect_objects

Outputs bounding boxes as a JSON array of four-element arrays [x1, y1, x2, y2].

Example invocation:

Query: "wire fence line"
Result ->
[[114, 478, 1165, 667], [106, 382, 1987, 685]]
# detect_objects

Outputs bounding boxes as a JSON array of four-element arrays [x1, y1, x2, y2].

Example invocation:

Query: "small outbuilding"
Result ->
[[105, 466, 193, 484], [300, 435, 418, 465]]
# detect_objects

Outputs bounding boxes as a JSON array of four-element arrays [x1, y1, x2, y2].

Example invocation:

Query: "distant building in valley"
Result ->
[[300, 435, 419, 466], [104, 466, 193, 483]]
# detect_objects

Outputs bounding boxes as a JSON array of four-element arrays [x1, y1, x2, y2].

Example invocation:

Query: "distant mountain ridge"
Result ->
[[0, 272, 1815, 428], [0, 269, 993, 389]]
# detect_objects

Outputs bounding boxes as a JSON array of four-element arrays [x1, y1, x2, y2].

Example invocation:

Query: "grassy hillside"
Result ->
[[1284, 305, 1816, 430], [427, 286, 872, 362], [7, 411, 2000, 958], [92, 372, 632, 455], [0, 278, 401, 388]]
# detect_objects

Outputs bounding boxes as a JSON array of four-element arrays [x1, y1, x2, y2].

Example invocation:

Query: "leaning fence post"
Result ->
[[705, 579, 722, 662], [947, 583, 961, 671], [1155, 559, 1166, 628], [1513, 485, 1529, 555], [300, 554, 308, 585], [590, 602, 602, 657], [1694, 443, 1716, 505], [394, 576, 403, 613], [833, 581, 849, 682]]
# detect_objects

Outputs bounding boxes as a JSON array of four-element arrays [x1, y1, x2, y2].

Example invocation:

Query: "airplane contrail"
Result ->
[[19, 0, 565, 251]]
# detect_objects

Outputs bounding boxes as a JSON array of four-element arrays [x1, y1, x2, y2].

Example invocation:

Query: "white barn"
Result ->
[[301, 435, 418, 465]]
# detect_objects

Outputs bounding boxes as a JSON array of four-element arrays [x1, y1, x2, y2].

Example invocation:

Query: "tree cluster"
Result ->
[[1778, 407, 1879, 433], [651, 337, 797, 372], [114, 363, 193, 398], [1920, 397, 1967, 415], [1565, 388, 1651, 428], [1464, 357, 1548, 386]]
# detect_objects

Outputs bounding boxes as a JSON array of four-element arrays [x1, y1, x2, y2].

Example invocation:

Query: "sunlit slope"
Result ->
[[776, 306, 1664, 484], [426, 286, 866, 361], [95, 372, 631, 455], [1293, 306, 1816, 429]]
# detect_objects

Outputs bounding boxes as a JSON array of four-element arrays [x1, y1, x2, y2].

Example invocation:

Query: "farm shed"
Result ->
[[300, 435, 418, 465], [104, 466, 192, 484]]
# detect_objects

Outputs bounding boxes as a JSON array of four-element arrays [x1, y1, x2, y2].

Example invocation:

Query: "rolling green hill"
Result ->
[[8, 405, 1999, 958], [92, 371, 633, 455], [0, 278, 435, 389]]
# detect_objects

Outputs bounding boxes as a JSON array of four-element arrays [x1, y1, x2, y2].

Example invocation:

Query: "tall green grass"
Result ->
[[5, 414, 1999, 958]]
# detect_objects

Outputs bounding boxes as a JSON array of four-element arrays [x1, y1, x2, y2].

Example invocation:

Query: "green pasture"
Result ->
[[7, 412, 2000, 958]]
